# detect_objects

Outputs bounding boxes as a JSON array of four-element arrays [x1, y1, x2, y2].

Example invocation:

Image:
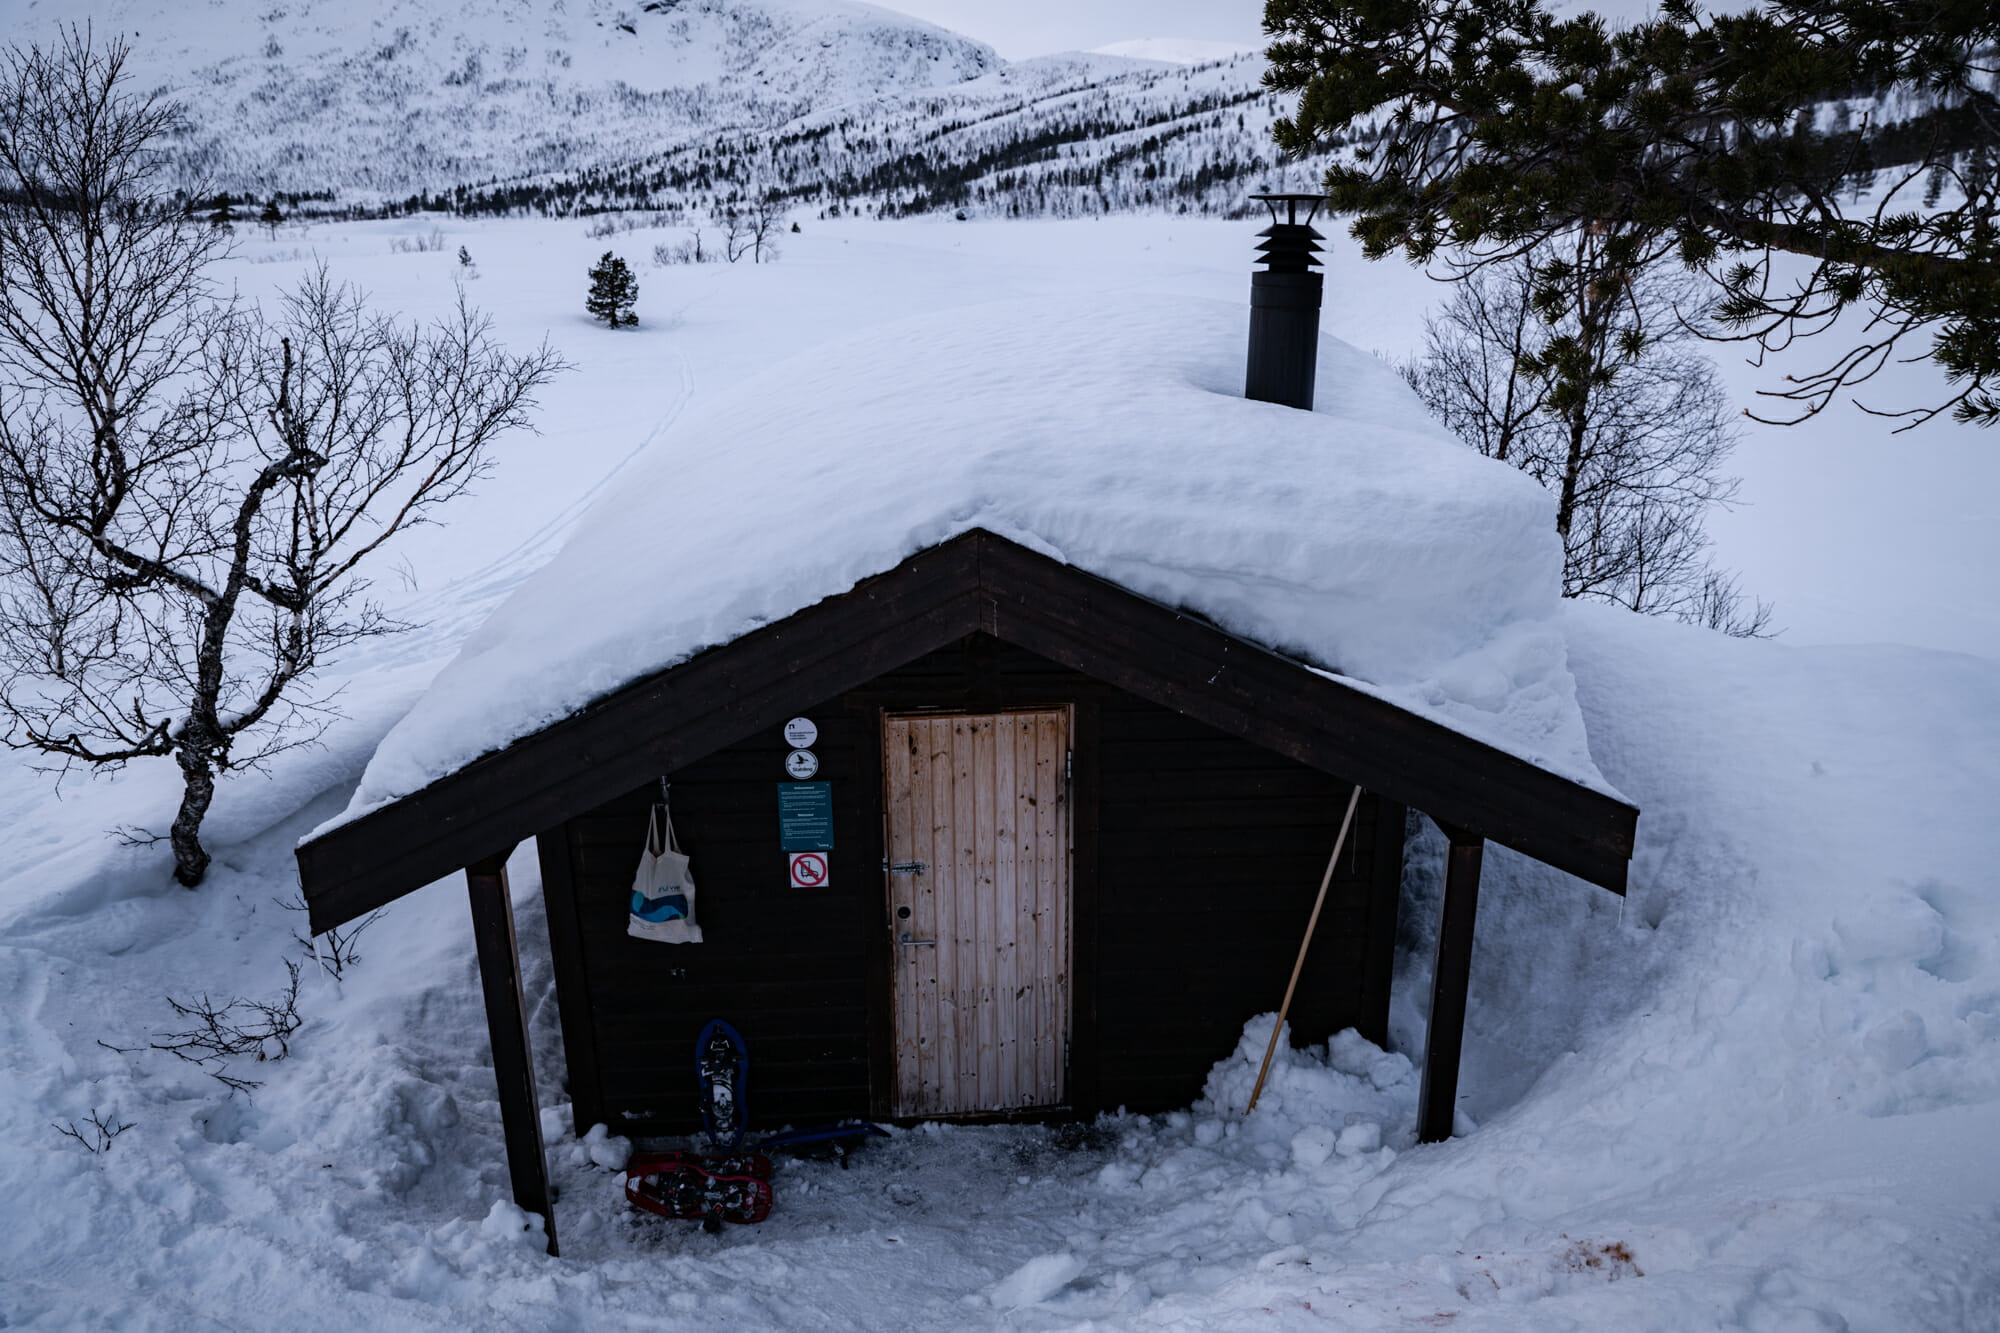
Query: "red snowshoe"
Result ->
[[625, 1151, 774, 1229]]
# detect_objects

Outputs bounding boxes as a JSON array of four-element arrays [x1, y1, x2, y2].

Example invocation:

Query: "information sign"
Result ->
[[783, 717, 819, 748], [777, 781, 834, 851]]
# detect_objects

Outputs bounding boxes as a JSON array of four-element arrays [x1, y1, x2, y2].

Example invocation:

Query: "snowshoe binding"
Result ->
[[625, 1152, 774, 1230]]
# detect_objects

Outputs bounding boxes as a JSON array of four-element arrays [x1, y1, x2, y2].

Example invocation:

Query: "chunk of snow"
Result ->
[[1290, 1124, 1336, 1169], [581, 1122, 632, 1171], [1335, 1120, 1382, 1157], [1256, 1243, 1311, 1271], [478, 1199, 546, 1246], [988, 1251, 1084, 1308], [1864, 1011, 1929, 1073]]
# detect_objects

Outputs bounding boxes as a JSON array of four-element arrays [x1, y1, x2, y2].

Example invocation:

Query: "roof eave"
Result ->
[[298, 529, 1635, 933]]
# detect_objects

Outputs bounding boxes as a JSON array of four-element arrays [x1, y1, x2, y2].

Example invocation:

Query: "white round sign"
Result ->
[[785, 749, 820, 780], [783, 717, 819, 748]]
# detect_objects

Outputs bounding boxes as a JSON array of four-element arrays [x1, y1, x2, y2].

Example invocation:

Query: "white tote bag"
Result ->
[[628, 794, 703, 944]]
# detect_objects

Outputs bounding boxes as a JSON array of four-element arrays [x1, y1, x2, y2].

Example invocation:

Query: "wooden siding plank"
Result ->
[[973, 715, 1000, 1108], [932, 717, 961, 1115], [951, 717, 978, 1109], [1039, 709, 1067, 1104], [1027, 713, 1050, 1105], [912, 719, 941, 1112], [1011, 715, 1037, 1102], [993, 714, 1020, 1110]]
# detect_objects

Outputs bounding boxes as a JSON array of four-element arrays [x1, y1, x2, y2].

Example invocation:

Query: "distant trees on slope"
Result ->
[[196, 57, 1311, 227]]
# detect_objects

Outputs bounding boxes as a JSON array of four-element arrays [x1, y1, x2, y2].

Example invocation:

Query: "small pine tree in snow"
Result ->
[[258, 200, 283, 237], [586, 252, 638, 327]]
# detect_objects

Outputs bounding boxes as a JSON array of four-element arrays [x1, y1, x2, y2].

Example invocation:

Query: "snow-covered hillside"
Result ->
[[7, 0, 1300, 217], [504, 50, 1298, 222], [12, 0, 998, 194], [0, 217, 1995, 1331]]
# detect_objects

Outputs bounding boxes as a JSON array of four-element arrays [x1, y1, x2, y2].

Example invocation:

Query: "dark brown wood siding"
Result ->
[[551, 635, 1404, 1133], [557, 706, 877, 1136], [1093, 701, 1400, 1112]]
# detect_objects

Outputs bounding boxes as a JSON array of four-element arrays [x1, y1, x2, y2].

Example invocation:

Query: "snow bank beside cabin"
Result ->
[[341, 294, 1608, 819]]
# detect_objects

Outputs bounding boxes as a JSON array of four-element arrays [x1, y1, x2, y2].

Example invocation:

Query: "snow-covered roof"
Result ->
[[341, 292, 1612, 823]]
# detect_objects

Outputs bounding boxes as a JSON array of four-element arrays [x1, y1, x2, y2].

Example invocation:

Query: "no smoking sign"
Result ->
[[788, 851, 830, 889]]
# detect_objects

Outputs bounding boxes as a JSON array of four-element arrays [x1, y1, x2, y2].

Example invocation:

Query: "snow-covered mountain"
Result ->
[[11, 0, 999, 194], [5, 0, 1304, 217]]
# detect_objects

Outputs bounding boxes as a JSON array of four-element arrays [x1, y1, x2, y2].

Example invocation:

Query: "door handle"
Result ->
[[898, 932, 936, 946]]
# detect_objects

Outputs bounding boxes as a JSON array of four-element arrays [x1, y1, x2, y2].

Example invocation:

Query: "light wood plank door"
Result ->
[[882, 709, 1071, 1116]]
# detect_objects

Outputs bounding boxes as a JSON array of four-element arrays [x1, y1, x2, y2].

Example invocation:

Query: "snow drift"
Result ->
[[342, 291, 1610, 820]]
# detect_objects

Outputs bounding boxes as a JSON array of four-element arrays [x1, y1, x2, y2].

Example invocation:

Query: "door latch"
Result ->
[[883, 860, 928, 875]]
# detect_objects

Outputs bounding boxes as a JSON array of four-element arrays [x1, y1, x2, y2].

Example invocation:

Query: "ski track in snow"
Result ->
[[363, 344, 698, 674], [0, 217, 1997, 1332]]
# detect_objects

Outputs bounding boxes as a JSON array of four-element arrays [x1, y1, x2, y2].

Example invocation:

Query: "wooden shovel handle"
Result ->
[[1247, 784, 1364, 1113]]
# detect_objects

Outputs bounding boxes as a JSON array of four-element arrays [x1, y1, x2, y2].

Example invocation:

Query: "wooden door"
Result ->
[[881, 709, 1072, 1116]]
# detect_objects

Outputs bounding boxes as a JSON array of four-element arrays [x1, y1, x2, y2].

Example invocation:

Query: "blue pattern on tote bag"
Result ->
[[631, 889, 690, 923]]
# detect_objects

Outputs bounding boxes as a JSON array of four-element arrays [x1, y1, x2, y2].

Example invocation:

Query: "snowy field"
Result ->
[[1, 216, 1997, 1331]]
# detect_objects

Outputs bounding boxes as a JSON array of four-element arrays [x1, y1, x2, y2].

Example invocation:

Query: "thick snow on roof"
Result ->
[[344, 293, 1612, 819]]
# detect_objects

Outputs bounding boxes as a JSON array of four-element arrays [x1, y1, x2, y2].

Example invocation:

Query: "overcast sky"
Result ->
[[876, 0, 1268, 60]]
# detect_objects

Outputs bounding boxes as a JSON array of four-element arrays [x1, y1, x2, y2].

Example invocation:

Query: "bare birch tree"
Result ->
[[0, 29, 563, 885], [1404, 238, 1774, 636], [745, 192, 787, 264]]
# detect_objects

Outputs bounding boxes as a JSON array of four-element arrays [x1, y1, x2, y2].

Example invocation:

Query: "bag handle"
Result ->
[[649, 780, 684, 858]]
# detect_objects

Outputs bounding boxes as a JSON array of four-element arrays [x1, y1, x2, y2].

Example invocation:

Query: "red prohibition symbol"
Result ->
[[788, 852, 829, 888]]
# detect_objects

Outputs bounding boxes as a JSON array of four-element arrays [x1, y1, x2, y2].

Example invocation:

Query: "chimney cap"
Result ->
[[1249, 192, 1327, 226]]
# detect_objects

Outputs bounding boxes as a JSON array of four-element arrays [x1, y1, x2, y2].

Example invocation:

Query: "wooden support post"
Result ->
[[1417, 828, 1484, 1145], [466, 851, 560, 1257]]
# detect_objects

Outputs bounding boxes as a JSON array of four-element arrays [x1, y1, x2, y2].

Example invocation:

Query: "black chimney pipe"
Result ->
[[1244, 193, 1327, 411]]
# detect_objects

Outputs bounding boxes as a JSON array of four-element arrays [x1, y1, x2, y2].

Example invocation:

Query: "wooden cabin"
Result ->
[[297, 530, 1636, 1255]]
